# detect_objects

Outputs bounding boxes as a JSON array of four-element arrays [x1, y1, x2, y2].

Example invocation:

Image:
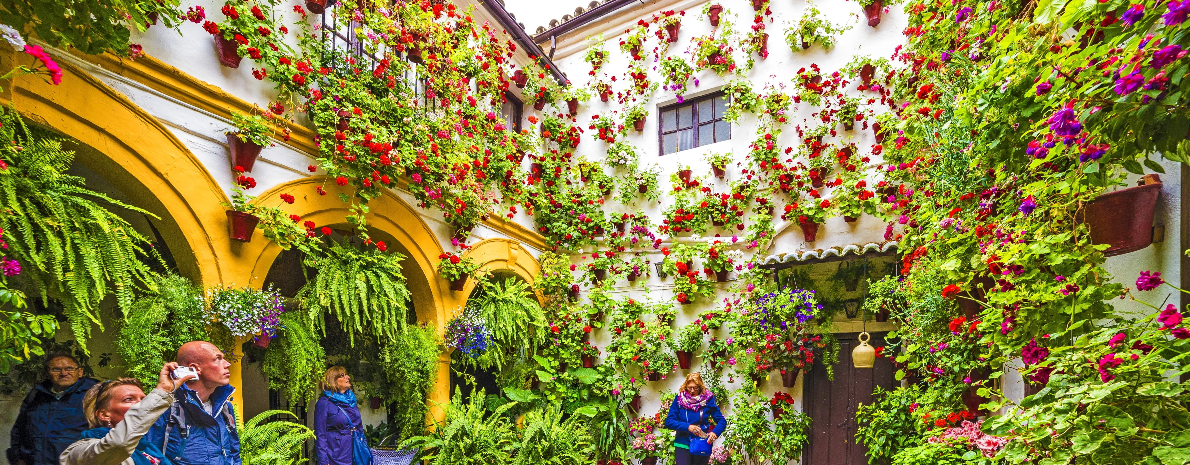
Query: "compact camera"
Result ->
[[171, 366, 197, 380]]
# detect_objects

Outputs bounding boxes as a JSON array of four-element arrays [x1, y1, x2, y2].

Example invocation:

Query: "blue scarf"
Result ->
[[323, 390, 373, 465], [80, 427, 173, 465]]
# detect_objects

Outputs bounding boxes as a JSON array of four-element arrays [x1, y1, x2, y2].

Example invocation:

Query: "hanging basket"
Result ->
[[860, 63, 876, 86], [647, 372, 661, 382], [214, 35, 243, 68], [406, 46, 424, 65], [533, 100, 546, 111], [252, 333, 272, 349], [226, 134, 264, 172], [226, 210, 259, 242], [678, 169, 693, 184], [638, 183, 649, 194], [629, 395, 642, 412], [450, 277, 467, 292], [677, 351, 693, 369], [1081, 176, 1162, 256], [772, 405, 785, 419], [844, 215, 859, 223]]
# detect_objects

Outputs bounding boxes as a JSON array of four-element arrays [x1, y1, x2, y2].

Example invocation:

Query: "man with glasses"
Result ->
[[6, 353, 98, 465]]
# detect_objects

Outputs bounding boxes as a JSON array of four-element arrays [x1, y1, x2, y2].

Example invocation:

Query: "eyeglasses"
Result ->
[[49, 367, 79, 374]]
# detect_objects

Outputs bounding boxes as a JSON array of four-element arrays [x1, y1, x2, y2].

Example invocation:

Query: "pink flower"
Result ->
[[1136, 271, 1165, 291], [1158, 303, 1183, 329], [23, 45, 62, 85]]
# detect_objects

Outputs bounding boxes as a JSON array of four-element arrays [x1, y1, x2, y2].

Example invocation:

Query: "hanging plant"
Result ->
[[296, 241, 412, 344], [205, 284, 285, 339], [691, 25, 737, 75], [659, 55, 694, 97], [785, 6, 849, 51]]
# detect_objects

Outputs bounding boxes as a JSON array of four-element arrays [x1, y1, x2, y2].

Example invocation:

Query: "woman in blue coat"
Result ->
[[663, 373, 726, 465], [314, 366, 372, 465]]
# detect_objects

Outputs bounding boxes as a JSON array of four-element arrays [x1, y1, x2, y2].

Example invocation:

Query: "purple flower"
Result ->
[[1122, 4, 1145, 26], [1018, 195, 1037, 215], [1114, 70, 1145, 95], [0, 257, 19, 277], [956, 7, 973, 22], [1021, 339, 1049, 365], [1136, 270, 1165, 291], [941, 50, 952, 61], [1164, 0, 1190, 25], [1151, 44, 1183, 68], [1035, 81, 1052, 95], [1048, 104, 1082, 137]]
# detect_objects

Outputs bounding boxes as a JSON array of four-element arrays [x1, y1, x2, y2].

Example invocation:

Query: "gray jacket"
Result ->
[[59, 388, 174, 465]]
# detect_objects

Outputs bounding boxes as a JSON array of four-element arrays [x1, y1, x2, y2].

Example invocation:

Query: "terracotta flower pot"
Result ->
[[567, 98, 579, 115], [306, 0, 328, 14], [629, 395, 642, 412], [677, 351, 692, 369], [582, 356, 595, 368], [513, 69, 527, 88], [629, 44, 641, 57], [708, 5, 723, 26], [226, 210, 259, 242], [253, 333, 272, 349], [751, 0, 765, 10], [712, 220, 725, 227], [801, 220, 819, 242], [665, 23, 680, 43], [864, 0, 884, 27], [369, 396, 382, 410], [647, 372, 661, 382], [627, 272, 638, 282], [633, 118, 645, 132], [715, 270, 729, 282], [712, 165, 725, 179], [875, 308, 890, 322], [844, 215, 859, 223], [801, 40, 811, 50], [593, 268, 606, 282], [755, 33, 769, 55], [1082, 176, 1162, 256], [533, 100, 546, 111], [873, 122, 885, 143], [406, 46, 423, 64], [781, 368, 799, 388], [226, 134, 264, 172], [843, 121, 855, 131], [214, 35, 243, 68], [615, 222, 627, 233], [568, 288, 580, 302], [600, 91, 611, 103], [811, 176, 824, 188], [450, 277, 467, 292], [860, 63, 876, 86], [642, 457, 658, 465], [453, 225, 474, 242], [638, 184, 648, 193], [772, 405, 785, 419], [678, 169, 692, 184]]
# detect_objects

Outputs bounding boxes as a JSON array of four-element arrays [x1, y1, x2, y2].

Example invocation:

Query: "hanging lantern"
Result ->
[[852, 332, 875, 369]]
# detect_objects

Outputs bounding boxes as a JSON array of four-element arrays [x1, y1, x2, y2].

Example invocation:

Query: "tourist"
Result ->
[[663, 373, 726, 465], [7, 353, 99, 465], [59, 362, 197, 465], [314, 366, 373, 465], [144, 341, 241, 465]]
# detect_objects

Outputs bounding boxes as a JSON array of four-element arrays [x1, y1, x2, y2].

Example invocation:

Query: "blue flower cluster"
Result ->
[[754, 287, 821, 327], [446, 307, 491, 358]]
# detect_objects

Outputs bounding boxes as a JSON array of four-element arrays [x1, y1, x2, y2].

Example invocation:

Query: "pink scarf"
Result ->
[[677, 390, 712, 411]]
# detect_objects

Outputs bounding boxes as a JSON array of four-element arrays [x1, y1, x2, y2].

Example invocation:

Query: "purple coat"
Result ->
[[314, 396, 362, 465]]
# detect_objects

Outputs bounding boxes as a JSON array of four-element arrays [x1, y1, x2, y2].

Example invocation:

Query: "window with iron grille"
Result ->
[[659, 92, 731, 155]]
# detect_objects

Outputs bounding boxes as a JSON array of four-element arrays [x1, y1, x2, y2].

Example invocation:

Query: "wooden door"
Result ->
[[803, 332, 895, 465]]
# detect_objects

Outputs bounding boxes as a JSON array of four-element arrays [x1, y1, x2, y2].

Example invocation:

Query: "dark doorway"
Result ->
[[804, 332, 896, 465]]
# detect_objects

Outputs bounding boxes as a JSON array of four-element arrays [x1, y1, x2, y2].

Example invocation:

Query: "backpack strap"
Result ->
[[161, 399, 190, 454]]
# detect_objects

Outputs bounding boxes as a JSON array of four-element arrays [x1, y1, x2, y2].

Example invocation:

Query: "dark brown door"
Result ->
[[804, 332, 895, 465]]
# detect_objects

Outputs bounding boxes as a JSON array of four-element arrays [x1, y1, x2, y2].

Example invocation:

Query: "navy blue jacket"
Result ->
[[313, 396, 364, 465], [6, 377, 98, 465], [663, 394, 727, 449], [144, 383, 241, 465]]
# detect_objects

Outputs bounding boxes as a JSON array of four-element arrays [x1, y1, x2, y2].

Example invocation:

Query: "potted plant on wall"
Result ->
[[692, 27, 736, 75], [786, 6, 849, 51], [438, 252, 479, 291], [704, 241, 734, 282], [227, 111, 272, 172], [673, 323, 703, 369], [706, 152, 731, 179], [658, 10, 683, 43], [619, 23, 650, 60], [703, 2, 725, 27], [580, 341, 600, 367], [624, 103, 648, 132], [222, 167, 260, 242], [205, 284, 285, 347], [560, 86, 592, 116], [783, 199, 830, 241], [659, 55, 694, 97]]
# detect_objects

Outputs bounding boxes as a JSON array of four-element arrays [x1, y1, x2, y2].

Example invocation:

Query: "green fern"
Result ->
[[240, 409, 316, 465], [0, 107, 160, 352], [261, 311, 325, 404], [379, 324, 439, 441], [513, 405, 596, 465], [462, 278, 547, 371], [114, 273, 209, 386], [296, 241, 411, 344], [400, 390, 518, 465]]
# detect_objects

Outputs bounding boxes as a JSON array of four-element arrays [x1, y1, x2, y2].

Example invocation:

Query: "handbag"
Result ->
[[688, 407, 714, 457]]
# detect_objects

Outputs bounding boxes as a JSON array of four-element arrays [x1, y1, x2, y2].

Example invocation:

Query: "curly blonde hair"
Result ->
[[681, 372, 709, 395]]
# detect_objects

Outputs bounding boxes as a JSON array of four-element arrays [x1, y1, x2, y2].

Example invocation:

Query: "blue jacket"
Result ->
[[6, 377, 98, 465], [145, 383, 241, 465], [314, 396, 363, 465], [663, 394, 726, 449]]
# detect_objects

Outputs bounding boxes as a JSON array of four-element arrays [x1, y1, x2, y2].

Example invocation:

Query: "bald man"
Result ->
[[144, 341, 241, 465]]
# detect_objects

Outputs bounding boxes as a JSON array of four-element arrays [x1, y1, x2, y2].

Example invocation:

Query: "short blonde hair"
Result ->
[[82, 378, 143, 427], [681, 372, 708, 395], [321, 366, 347, 392]]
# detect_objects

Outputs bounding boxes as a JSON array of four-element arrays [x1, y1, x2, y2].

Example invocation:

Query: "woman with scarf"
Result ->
[[314, 366, 373, 465], [59, 362, 196, 465], [663, 373, 727, 465]]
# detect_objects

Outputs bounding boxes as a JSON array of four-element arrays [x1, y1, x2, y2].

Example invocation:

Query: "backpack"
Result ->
[[160, 396, 237, 454]]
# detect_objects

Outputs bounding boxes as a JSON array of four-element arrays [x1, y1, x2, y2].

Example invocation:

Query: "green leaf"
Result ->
[[1035, 0, 1071, 24], [1123, 159, 1145, 175], [1144, 158, 1167, 174], [1083, 162, 1100, 173], [569, 367, 600, 384], [1072, 429, 1107, 454], [1153, 446, 1190, 465]]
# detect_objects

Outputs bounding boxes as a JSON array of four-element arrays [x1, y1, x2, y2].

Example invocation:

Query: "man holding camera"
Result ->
[[6, 353, 98, 465], [144, 341, 242, 465]]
